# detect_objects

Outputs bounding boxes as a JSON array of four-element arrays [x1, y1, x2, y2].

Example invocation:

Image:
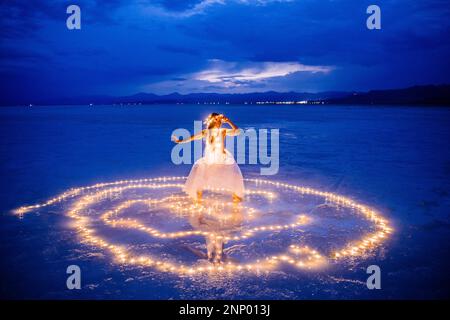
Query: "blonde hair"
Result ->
[[205, 113, 221, 129]]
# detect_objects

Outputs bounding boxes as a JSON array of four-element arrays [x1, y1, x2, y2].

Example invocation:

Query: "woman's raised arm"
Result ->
[[222, 116, 240, 136], [172, 130, 206, 144]]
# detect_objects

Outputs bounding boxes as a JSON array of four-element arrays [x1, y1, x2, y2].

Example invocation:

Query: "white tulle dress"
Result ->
[[185, 128, 245, 199]]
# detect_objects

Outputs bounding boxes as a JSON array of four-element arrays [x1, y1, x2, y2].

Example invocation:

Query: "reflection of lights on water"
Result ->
[[14, 176, 392, 275], [101, 195, 309, 241]]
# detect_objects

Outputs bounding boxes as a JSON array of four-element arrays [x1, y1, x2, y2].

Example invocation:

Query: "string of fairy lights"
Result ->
[[14, 176, 392, 275]]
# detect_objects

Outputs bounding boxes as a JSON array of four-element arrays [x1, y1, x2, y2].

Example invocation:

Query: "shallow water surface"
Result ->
[[1, 104, 449, 299]]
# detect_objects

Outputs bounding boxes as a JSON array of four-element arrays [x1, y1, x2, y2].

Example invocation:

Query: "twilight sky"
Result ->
[[1, 0, 449, 103]]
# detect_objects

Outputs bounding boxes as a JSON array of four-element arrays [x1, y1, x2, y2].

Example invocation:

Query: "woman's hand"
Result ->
[[171, 135, 181, 143], [221, 115, 230, 123]]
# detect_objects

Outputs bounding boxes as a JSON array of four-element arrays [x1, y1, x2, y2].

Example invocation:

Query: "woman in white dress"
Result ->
[[173, 113, 245, 202]]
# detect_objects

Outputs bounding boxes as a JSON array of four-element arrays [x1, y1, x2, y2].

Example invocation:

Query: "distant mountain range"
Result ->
[[5, 84, 450, 106], [51, 90, 351, 105], [327, 84, 450, 105]]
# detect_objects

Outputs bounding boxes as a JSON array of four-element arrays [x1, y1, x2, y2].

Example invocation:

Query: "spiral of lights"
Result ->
[[14, 176, 392, 275]]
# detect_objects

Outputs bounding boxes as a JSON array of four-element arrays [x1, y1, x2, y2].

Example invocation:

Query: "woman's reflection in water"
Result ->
[[187, 202, 244, 264]]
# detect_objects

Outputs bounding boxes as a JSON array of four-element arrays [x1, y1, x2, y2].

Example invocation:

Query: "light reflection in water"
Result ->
[[14, 176, 392, 275]]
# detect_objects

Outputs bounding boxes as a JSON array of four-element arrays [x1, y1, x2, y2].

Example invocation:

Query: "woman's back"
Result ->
[[204, 128, 227, 164]]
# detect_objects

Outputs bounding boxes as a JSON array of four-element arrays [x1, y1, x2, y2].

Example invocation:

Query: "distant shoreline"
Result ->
[[3, 103, 450, 108], [2, 84, 449, 107]]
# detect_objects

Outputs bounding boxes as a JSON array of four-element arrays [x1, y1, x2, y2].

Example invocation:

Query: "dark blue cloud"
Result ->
[[1, 0, 449, 104]]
